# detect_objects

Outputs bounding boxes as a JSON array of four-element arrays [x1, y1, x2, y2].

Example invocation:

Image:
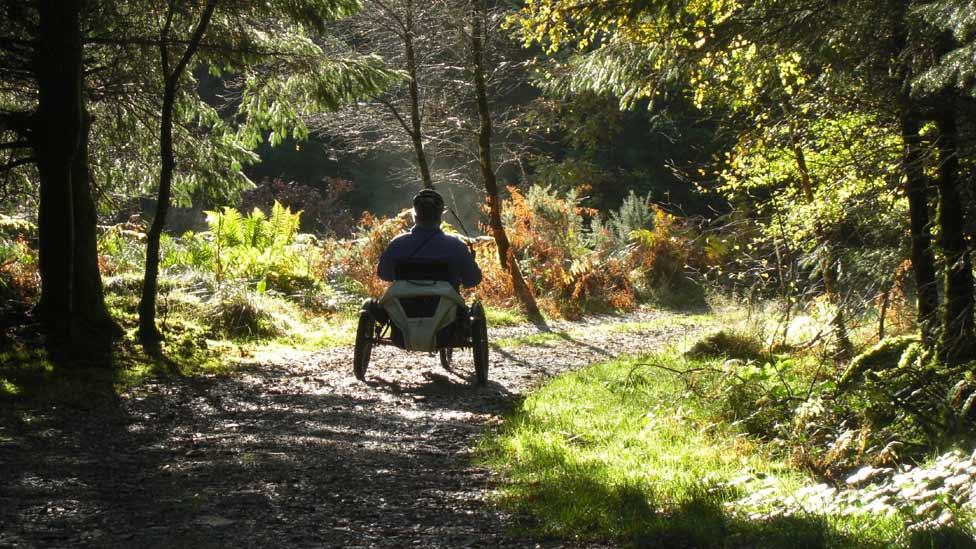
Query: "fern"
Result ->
[[207, 207, 244, 248], [198, 203, 307, 290], [243, 208, 267, 249]]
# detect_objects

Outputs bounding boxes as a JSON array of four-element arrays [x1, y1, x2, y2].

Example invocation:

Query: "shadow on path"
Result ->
[[1, 310, 703, 548]]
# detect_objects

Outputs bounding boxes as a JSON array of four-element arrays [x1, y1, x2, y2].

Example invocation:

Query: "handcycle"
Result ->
[[352, 260, 489, 384]]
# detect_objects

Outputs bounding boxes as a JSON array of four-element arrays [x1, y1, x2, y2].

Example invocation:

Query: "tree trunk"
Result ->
[[934, 99, 975, 362], [32, 0, 120, 349], [403, 6, 433, 189], [469, 0, 543, 324], [70, 113, 121, 344], [900, 110, 940, 346], [138, 0, 217, 348], [786, 117, 853, 358], [137, 75, 176, 346], [33, 0, 76, 332]]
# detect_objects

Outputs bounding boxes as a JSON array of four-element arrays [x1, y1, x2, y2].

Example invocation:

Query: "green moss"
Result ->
[[838, 335, 920, 389]]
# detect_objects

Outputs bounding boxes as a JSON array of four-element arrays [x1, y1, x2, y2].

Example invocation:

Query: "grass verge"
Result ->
[[477, 352, 960, 548]]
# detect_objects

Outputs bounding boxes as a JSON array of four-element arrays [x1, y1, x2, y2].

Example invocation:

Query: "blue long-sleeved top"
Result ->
[[378, 223, 483, 288]]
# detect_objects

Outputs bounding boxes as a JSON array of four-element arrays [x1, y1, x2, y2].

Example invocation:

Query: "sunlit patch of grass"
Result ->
[[0, 315, 244, 405], [485, 306, 526, 327], [478, 353, 914, 547], [101, 273, 358, 377], [0, 347, 55, 398], [112, 327, 237, 381], [269, 307, 358, 349], [111, 362, 156, 387], [0, 344, 121, 405]]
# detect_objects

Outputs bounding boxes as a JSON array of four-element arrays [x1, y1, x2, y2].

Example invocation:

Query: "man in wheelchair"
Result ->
[[359, 188, 483, 355], [377, 189, 482, 291]]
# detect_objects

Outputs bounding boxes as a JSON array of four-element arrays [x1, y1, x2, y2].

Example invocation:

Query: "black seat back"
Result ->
[[394, 260, 452, 282], [399, 295, 441, 318]]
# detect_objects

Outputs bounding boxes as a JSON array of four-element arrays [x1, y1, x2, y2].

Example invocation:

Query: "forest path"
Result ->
[[0, 308, 707, 548]]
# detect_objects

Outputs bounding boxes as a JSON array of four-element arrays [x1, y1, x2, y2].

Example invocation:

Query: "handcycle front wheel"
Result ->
[[353, 309, 375, 381], [471, 302, 489, 384]]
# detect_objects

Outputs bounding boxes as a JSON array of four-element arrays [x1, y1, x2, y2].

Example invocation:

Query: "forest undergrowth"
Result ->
[[480, 304, 976, 547], [0, 187, 696, 397], [4, 1, 976, 546], [3, 186, 976, 547]]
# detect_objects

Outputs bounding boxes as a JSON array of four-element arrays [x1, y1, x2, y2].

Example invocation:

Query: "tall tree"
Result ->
[[16, 0, 122, 347], [469, 0, 543, 323], [138, 0, 218, 347], [884, 0, 941, 347], [917, 0, 976, 360], [934, 97, 975, 361], [900, 108, 939, 345], [513, 0, 976, 358], [311, 0, 455, 188], [3, 0, 397, 349], [133, 0, 397, 345]]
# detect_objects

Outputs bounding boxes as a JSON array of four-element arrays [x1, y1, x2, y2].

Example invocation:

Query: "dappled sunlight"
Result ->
[[1, 307, 700, 546], [2, 0, 975, 545]]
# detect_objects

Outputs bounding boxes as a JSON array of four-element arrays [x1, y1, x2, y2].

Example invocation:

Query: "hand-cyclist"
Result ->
[[377, 188, 482, 289]]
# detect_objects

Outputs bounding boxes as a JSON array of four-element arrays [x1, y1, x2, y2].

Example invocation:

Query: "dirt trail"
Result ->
[[0, 309, 705, 548]]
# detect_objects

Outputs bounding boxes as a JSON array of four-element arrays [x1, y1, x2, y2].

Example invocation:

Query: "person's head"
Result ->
[[413, 188, 444, 226]]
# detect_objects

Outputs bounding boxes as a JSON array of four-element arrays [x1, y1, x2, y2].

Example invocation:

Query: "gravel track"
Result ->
[[0, 309, 705, 548]]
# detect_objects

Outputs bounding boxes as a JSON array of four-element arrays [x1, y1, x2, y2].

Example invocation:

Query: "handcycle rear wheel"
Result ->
[[471, 302, 489, 384], [353, 309, 375, 381]]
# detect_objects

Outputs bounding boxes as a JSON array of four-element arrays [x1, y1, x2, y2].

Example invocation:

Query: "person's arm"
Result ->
[[459, 244, 483, 288], [378, 243, 397, 281]]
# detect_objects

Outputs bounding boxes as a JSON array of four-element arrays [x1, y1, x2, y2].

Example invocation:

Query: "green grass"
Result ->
[[485, 306, 527, 327], [492, 311, 713, 350], [478, 353, 924, 548], [268, 308, 358, 350], [0, 326, 240, 405], [1, 277, 359, 404]]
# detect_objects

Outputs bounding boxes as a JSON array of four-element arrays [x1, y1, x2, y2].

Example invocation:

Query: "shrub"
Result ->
[[503, 185, 633, 317], [327, 184, 710, 318], [0, 234, 38, 302], [713, 358, 800, 439], [334, 210, 410, 297], [206, 289, 283, 339], [161, 230, 213, 274], [240, 176, 354, 237], [685, 330, 766, 361], [0, 215, 39, 302], [468, 239, 517, 309], [203, 201, 314, 293], [98, 224, 146, 276], [606, 190, 656, 246]]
